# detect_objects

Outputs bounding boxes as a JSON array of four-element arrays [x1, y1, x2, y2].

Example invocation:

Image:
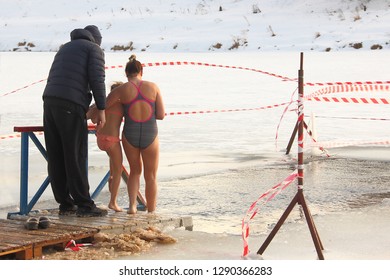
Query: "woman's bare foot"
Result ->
[[127, 205, 137, 214], [108, 203, 123, 212]]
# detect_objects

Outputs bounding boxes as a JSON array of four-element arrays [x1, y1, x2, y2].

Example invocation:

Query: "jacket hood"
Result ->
[[84, 25, 102, 46], [70, 28, 96, 43]]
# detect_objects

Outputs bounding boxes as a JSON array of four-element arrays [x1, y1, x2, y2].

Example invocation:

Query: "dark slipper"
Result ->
[[38, 216, 51, 229], [25, 217, 39, 230]]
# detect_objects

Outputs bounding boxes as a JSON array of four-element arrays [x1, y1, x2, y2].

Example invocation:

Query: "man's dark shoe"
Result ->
[[59, 205, 77, 216], [76, 205, 108, 217]]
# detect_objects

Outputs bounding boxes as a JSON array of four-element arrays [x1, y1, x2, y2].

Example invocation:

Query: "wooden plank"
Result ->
[[0, 228, 34, 260], [0, 218, 98, 233], [1, 211, 193, 259], [0, 240, 32, 253], [0, 232, 41, 245], [33, 246, 42, 259], [0, 245, 32, 257], [0, 218, 100, 260], [15, 247, 33, 260], [0, 233, 97, 260], [0, 228, 87, 247], [0, 224, 75, 241]]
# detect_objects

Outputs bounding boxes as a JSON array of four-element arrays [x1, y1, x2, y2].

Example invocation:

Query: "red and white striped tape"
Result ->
[[304, 82, 390, 105], [241, 170, 297, 258], [0, 131, 43, 141], [65, 239, 92, 251], [305, 80, 390, 87], [314, 115, 390, 122], [311, 139, 390, 149], [165, 102, 292, 116], [2, 97, 390, 141], [308, 96, 390, 105], [2, 61, 390, 141], [1, 79, 47, 97], [142, 61, 296, 81], [2, 61, 389, 98], [0, 101, 293, 141], [0, 133, 21, 141], [275, 88, 298, 151], [1, 61, 296, 98], [306, 82, 390, 99]]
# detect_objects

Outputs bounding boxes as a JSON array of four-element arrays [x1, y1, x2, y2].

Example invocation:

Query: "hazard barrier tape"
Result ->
[[274, 81, 390, 152], [141, 61, 296, 81], [273, 88, 329, 157], [2, 66, 389, 98], [277, 82, 390, 147], [1, 79, 47, 97], [108, 61, 296, 82], [0, 133, 21, 141], [274, 92, 361, 158], [0, 131, 43, 141], [2, 61, 389, 142], [311, 140, 390, 149], [0, 61, 296, 98], [0, 102, 292, 141], [314, 115, 390, 121], [2, 97, 390, 141], [308, 96, 390, 105], [305, 80, 390, 87], [165, 102, 292, 116], [275, 88, 298, 151], [306, 82, 390, 100], [65, 239, 92, 252], [304, 125, 330, 158], [241, 170, 298, 258]]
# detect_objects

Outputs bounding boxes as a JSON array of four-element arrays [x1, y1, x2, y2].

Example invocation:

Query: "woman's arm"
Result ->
[[154, 84, 165, 120]]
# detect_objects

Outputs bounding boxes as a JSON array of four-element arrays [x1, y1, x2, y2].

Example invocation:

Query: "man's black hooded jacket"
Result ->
[[43, 27, 106, 111]]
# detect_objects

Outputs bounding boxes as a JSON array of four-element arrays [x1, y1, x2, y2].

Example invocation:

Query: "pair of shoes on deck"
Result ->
[[24, 216, 51, 230], [76, 205, 108, 217]]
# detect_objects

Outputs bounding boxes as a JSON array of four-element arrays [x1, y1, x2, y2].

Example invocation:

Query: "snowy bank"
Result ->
[[0, 0, 389, 52]]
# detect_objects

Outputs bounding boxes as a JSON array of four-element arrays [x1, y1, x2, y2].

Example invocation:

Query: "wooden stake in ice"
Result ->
[[257, 52, 325, 260]]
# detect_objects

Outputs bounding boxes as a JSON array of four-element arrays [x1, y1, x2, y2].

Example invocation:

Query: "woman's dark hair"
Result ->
[[125, 54, 143, 77]]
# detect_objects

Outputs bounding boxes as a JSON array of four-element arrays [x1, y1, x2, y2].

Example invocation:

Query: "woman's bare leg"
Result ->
[[122, 136, 142, 214], [141, 137, 159, 213], [107, 143, 123, 212]]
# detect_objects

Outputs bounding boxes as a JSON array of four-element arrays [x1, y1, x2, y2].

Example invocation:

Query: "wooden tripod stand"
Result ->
[[257, 187, 325, 259], [257, 52, 325, 260]]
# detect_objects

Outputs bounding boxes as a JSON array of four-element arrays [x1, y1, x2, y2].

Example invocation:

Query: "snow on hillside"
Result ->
[[0, 0, 389, 52]]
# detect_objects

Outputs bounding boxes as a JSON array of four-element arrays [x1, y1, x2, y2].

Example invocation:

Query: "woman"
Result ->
[[87, 82, 124, 212], [105, 55, 165, 214]]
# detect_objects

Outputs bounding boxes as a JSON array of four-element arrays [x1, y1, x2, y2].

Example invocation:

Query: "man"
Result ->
[[43, 25, 107, 217]]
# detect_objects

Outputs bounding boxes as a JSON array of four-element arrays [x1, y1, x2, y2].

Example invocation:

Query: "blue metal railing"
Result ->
[[9, 126, 145, 217]]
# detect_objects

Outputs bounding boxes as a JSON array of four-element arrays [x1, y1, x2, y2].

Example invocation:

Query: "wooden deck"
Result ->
[[1, 210, 193, 260]]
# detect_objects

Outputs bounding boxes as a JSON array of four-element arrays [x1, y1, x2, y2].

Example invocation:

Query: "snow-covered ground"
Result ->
[[0, 0, 389, 52]]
